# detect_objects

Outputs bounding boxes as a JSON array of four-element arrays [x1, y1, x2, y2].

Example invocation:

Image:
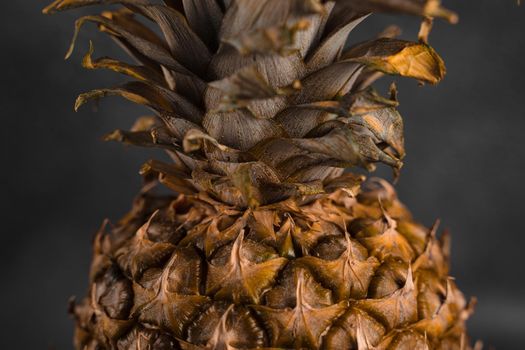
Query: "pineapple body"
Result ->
[[72, 179, 471, 349]]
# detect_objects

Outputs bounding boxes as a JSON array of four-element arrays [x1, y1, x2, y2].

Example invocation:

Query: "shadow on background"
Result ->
[[1, 1, 524, 348]]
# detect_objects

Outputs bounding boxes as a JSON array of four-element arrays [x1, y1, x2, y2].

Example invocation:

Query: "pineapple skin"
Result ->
[[71, 179, 472, 349]]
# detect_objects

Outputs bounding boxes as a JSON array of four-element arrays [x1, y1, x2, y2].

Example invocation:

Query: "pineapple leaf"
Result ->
[[306, 13, 369, 72], [209, 66, 275, 100], [65, 13, 190, 74], [296, 88, 399, 117], [293, 62, 364, 104], [202, 108, 284, 150], [75, 81, 203, 124], [104, 128, 177, 151], [182, 0, 223, 50], [82, 41, 167, 87], [158, 112, 203, 140], [220, 0, 324, 55], [140, 160, 197, 194], [344, 38, 446, 84], [335, 0, 458, 24], [131, 3, 212, 75]]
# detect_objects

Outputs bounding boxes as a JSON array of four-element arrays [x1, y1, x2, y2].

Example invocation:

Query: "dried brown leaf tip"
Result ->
[[345, 39, 446, 84]]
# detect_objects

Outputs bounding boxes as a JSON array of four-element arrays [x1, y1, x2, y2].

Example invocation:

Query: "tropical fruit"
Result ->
[[43, 0, 475, 349]]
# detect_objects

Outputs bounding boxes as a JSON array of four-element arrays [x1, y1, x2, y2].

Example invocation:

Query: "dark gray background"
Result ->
[[2, 1, 524, 348]]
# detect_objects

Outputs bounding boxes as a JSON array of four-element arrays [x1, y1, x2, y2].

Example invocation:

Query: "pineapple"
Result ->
[[44, 0, 476, 349]]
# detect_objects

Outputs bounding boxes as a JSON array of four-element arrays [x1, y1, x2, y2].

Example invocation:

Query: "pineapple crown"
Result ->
[[44, 0, 456, 207]]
